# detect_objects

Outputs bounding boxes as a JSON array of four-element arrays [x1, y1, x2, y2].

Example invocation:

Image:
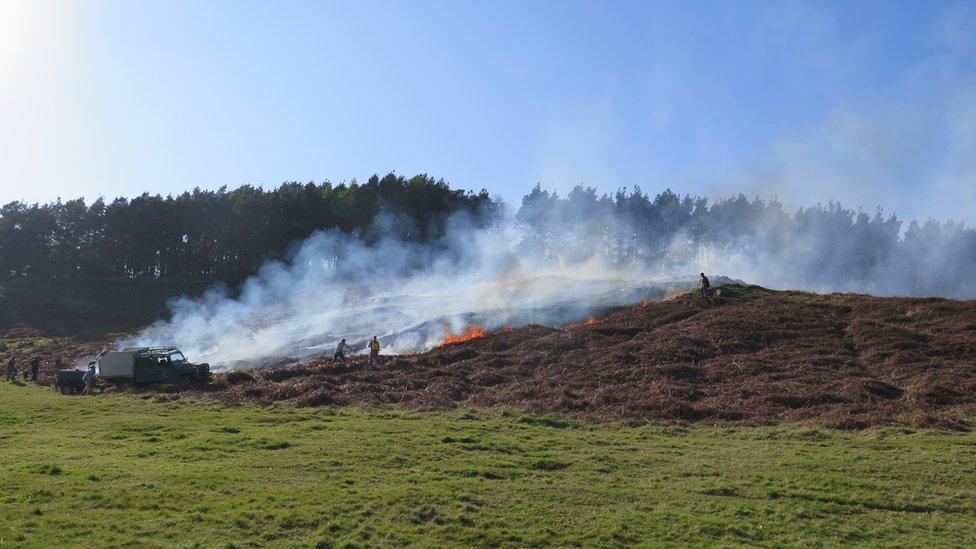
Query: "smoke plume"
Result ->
[[125, 212, 699, 370], [126, 189, 976, 371]]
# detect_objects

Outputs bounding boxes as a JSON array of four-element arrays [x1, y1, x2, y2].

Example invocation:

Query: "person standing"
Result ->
[[699, 272, 711, 299], [333, 338, 354, 362], [368, 336, 381, 368], [82, 364, 96, 395], [28, 356, 40, 382], [5, 357, 16, 382]]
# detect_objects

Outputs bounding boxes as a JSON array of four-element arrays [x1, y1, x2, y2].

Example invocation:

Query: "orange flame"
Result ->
[[567, 315, 599, 329], [441, 326, 486, 345]]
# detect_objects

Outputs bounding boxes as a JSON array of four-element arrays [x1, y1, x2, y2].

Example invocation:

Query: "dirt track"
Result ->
[[171, 285, 976, 429]]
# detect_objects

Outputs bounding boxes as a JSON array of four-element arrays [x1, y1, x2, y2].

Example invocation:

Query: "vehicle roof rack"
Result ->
[[121, 346, 180, 354]]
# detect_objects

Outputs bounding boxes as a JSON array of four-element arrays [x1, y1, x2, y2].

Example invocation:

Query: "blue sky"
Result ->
[[2, 0, 975, 221]]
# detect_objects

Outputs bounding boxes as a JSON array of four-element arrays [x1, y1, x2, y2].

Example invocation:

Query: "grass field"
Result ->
[[1, 384, 974, 547]]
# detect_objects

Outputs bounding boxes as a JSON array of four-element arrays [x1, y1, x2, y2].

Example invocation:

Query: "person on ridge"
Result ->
[[699, 272, 711, 299], [333, 338, 354, 362], [368, 336, 380, 368]]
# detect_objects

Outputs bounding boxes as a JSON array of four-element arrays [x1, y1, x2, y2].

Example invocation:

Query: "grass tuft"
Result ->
[[0, 384, 974, 546]]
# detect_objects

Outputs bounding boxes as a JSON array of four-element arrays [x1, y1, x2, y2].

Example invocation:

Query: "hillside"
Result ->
[[207, 285, 976, 429], [4, 280, 975, 429], [0, 278, 211, 376]]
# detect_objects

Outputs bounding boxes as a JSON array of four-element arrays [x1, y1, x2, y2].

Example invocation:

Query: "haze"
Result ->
[[2, 0, 975, 221]]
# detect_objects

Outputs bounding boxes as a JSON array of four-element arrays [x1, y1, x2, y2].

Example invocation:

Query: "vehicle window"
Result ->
[[168, 352, 187, 364]]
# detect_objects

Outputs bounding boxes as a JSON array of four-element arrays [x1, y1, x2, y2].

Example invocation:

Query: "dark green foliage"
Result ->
[[3, 177, 976, 298], [0, 173, 495, 282]]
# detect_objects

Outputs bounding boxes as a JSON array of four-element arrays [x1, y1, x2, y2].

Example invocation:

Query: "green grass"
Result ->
[[0, 336, 59, 352], [1, 385, 975, 547]]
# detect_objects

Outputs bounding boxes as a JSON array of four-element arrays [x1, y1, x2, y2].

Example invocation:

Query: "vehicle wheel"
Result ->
[[178, 376, 191, 388], [59, 383, 71, 395], [115, 380, 131, 391]]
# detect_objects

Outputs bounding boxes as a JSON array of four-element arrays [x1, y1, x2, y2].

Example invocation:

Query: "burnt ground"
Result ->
[[4, 280, 976, 429], [173, 284, 976, 430]]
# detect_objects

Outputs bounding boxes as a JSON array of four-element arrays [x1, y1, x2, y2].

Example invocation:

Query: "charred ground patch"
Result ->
[[192, 285, 976, 429]]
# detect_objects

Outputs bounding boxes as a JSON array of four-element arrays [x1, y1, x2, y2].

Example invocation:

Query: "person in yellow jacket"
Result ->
[[368, 336, 381, 368]]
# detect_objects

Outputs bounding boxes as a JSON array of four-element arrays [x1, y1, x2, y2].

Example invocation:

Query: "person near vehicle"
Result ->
[[699, 272, 711, 299], [82, 364, 96, 394], [5, 357, 16, 382], [333, 338, 354, 361], [28, 356, 40, 382], [368, 336, 380, 368]]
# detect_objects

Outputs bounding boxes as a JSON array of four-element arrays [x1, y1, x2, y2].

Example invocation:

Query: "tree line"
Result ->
[[2, 176, 974, 298], [516, 184, 976, 298], [0, 174, 495, 282]]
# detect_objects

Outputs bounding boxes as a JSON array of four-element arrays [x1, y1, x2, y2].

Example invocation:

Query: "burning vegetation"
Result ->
[[196, 284, 976, 430], [440, 327, 486, 346], [566, 315, 599, 329]]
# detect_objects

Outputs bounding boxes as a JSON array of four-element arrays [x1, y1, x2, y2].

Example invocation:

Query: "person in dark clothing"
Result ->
[[28, 357, 40, 382], [5, 358, 16, 382], [333, 338, 354, 362], [699, 272, 711, 299]]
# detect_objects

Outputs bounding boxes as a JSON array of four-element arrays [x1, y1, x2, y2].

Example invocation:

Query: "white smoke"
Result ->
[[123, 184, 976, 372], [125, 213, 701, 371]]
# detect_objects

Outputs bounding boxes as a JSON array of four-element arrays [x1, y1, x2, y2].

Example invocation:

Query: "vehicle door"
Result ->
[[167, 351, 190, 378], [156, 356, 176, 382], [133, 356, 162, 384]]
